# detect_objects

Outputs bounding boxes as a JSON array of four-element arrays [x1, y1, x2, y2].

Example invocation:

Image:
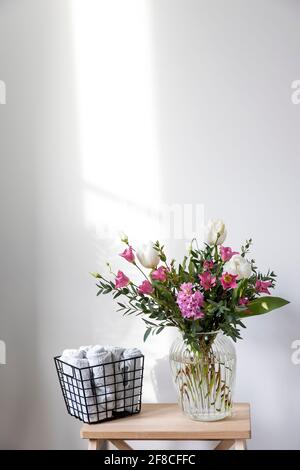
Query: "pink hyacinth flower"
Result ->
[[203, 259, 214, 270], [115, 270, 130, 289], [151, 266, 167, 282], [176, 283, 204, 320], [179, 282, 194, 295], [119, 245, 135, 263], [220, 246, 239, 262], [138, 280, 153, 295], [221, 272, 238, 290], [255, 279, 272, 295], [199, 271, 216, 291]]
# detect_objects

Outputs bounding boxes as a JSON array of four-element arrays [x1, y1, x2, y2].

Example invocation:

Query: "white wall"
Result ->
[[0, 0, 299, 449]]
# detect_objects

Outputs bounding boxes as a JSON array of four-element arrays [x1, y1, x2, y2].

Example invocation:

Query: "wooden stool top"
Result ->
[[80, 403, 251, 440]]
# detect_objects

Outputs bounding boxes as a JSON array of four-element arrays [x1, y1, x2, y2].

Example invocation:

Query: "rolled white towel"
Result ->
[[86, 347, 115, 416], [120, 348, 143, 412], [62, 349, 85, 360], [60, 349, 99, 423], [105, 346, 126, 412], [87, 344, 105, 353], [79, 345, 93, 355], [60, 349, 83, 418]]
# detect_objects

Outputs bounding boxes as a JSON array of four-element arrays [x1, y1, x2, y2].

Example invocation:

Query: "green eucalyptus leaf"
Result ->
[[142, 319, 157, 326], [156, 326, 164, 335], [113, 291, 122, 298], [143, 328, 152, 342]]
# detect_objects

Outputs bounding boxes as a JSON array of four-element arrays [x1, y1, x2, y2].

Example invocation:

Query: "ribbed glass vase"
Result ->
[[169, 331, 236, 421]]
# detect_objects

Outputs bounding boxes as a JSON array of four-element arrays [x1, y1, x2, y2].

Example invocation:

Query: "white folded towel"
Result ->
[[86, 346, 115, 416], [120, 348, 143, 412], [60, 349, 99, 423]]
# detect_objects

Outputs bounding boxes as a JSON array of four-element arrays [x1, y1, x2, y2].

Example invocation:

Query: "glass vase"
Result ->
[[169, 331, 236, 421]]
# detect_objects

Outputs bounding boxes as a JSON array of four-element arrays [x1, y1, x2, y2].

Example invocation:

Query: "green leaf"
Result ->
[[113, 291, 122, 299], [156, 326, 164, 335], [143, 328, 152, 342], [237, 296, 289, 318], [142, 319, 157, 327], [188, 260, 195, 276], [233, 278, 248, 302]]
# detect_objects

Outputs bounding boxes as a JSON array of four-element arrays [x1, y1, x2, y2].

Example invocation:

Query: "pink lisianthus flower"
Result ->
[[151, 266, 167, 282], [220, 246, 239, 262], [138, 280, 153, 295], [221, 272, 238, 290], [115, 270, 130, 289], [199, 271, 216, 291], [119, 245, 135, 263], [176, 283, 204, 320], [238, 297, 249, 306], [255, 279, 272, 295], [203, 259, 214, 270]]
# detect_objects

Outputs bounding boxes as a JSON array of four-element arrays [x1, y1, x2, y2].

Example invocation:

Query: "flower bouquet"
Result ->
[[92, 220, 289, 421]]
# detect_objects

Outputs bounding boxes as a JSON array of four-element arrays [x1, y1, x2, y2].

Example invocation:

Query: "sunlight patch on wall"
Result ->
[[71, 0, 161, 245], [70, 1, 173, 386]]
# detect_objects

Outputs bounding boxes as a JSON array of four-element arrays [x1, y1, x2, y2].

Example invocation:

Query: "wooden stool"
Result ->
[[80, 403, 251, 450]]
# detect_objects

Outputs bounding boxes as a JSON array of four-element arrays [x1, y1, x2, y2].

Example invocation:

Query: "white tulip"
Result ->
[[136, 241, 160, 269], [223, 254, 252, 280], [204, 219, 227, 245]]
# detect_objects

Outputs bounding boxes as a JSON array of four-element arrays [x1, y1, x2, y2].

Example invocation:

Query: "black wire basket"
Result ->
[[54, 354, 144, 424]]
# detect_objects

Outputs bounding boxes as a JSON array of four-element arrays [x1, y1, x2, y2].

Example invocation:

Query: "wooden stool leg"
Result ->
[[214, 439, 234, 450], [234, 439, 247, 450], [109, 439, 133, 450], [88, 439, 104, 450]]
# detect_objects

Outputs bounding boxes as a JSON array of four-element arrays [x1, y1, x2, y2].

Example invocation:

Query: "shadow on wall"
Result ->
[[0, 0, 87, 450]]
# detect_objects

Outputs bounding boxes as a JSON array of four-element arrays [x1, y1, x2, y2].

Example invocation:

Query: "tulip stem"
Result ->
[[133, 262, 149, 281], [214, 242, 219, 262]]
